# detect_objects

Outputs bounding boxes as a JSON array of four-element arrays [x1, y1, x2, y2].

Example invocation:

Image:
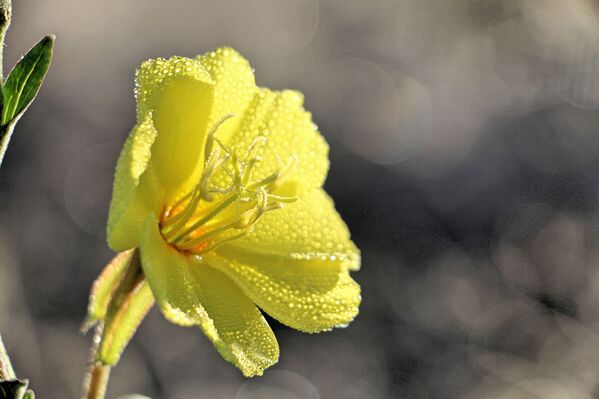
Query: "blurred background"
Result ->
[[3, 0, 599, 398]]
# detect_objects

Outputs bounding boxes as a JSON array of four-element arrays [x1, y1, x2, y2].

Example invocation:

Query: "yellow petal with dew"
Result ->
[[230, 188, 360, 271], [205, 247, 361, 333], [198, 47, 256, 144], [172, 48, 258, 199], [212, 88, 329, 195], [107, 113, 161, 251], [140, 214, 279, 376], [136, 56, 215, 199]]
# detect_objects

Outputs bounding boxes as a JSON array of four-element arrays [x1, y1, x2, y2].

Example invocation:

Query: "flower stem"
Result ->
[[84, 362, 111, 399], [0, 333, 16, 380], [0, 0, 11, 80], [82, 326, 111, 399]]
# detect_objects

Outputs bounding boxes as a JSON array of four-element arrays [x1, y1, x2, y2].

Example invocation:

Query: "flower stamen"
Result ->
[[170, 193, 239, 244], [159, 114, 298, 255]]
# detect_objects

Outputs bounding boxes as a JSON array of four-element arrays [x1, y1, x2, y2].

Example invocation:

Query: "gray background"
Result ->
[[3, 0, 599, 398]]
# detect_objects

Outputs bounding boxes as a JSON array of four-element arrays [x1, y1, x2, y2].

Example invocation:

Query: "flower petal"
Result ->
[[205, 247, 361, 333], [173, 48, 259, 197], [136, 56, 215, 199], [107, 113, 161, 251], [198, 47, 257, 143], [230, 189, 360, 271], [214, 88, 329, 194], [140, 214, 279, 376]]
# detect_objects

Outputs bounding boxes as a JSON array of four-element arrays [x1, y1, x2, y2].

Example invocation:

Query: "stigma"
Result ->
[[159, 114, 297, 255]]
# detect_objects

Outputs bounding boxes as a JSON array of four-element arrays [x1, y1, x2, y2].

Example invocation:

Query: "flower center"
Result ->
[[159, 114, 297, 255]]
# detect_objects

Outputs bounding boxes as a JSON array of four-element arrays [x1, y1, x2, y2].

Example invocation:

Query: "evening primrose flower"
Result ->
[[91, 48, 360, 377]]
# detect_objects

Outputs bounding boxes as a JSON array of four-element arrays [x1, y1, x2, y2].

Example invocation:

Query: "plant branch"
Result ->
[[0, 0, 11, 79], [0, 0, 13, 373], [0, 333, 16, 381]]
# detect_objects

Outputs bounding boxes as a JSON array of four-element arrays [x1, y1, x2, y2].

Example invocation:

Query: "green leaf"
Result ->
[[1, 35, 54, 125], [0, 379, 28, 399], [0, 35, 54, 167]]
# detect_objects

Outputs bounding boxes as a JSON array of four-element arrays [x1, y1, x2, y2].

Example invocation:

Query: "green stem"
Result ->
[[0, 333, 16, 380], [0, 0, 11, 165], [0, 0, 11, 80], [0, 123, 13, 166]]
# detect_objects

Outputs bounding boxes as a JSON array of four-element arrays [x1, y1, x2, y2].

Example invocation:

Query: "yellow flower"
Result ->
[[88, 48, 361, 377]]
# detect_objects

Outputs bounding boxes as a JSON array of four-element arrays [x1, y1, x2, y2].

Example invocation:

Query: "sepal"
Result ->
[[83, 250, 135, 332], [98, 279, 154, 365], [83, 250, 155, 366]]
